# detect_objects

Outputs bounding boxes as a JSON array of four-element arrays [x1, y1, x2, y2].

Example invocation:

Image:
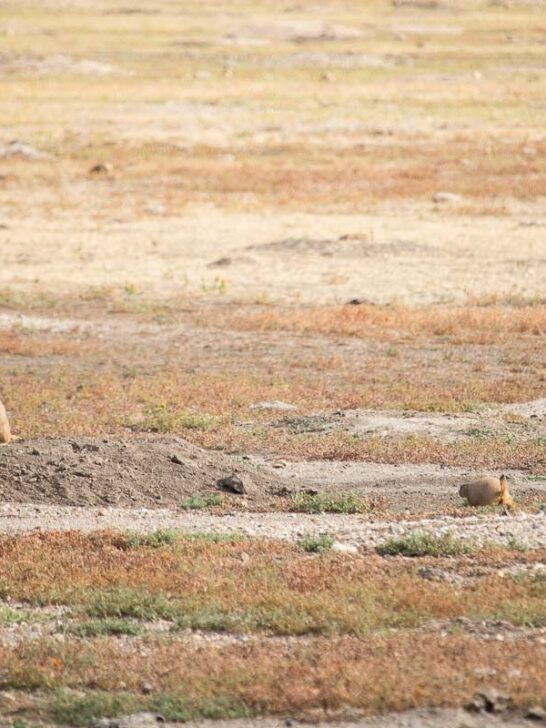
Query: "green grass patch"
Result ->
[[291, 492, 371, 514], [0, 606, 50, 625], [84, 587, 177, 621], [180, 493, 224, 510], [153, 691, 254, 721], [45, 689, 255, 726], [140, 404, 217, 432], [506, 537, 529, 553], [48, 690, 139, 727], [179, 532, 245, 543], [299, 535, 334, 553], [376, 532, 475, 558], [491, 601, 546, 628], [59, 618, 144, 638]]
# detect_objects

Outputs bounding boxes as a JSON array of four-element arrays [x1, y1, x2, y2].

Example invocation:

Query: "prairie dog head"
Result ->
[[459, 484, 469, 498]]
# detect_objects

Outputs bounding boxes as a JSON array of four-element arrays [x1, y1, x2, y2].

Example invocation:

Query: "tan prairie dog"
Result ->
[[459, 474, 515, 511], [0, 399, 11, 444]]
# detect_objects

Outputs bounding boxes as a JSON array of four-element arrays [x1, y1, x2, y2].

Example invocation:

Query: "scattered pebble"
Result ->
[[432, 191, 463, 204], [250, 400, 297, 411]]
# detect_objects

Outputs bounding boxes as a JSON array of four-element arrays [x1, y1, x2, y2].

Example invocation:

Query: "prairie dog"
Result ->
[[0, 399, 11, 444], [459, 474, 515, 511]]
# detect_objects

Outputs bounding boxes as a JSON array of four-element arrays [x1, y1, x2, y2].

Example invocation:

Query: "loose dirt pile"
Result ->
[[0, 436, 291, 507]]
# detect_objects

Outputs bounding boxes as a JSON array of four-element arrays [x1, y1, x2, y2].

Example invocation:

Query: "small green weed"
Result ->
[[179, 532, 245, 544], [59, 618, 144, 638], [140, 404, 215, 433], [180, 493, 224, 510], [0, 606, 49, 625], [84, 587, 177, 621], [148, 694, 253, 721], [48, 690, 139, 726], [506, 537, 528, 552], [291, 492, 371, 514], [299, 535, 334, 553], [376, 532, 475, 557]]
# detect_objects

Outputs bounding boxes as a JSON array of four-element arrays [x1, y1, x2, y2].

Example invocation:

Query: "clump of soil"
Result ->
[[0, 436, 291, 507]]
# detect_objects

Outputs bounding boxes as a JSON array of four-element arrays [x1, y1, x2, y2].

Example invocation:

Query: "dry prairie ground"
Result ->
[[0, 0, 545, 725], [0, 532, 544, 726]]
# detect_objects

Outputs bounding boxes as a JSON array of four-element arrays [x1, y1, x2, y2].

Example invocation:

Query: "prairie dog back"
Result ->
[[459, 476, 502, 506]]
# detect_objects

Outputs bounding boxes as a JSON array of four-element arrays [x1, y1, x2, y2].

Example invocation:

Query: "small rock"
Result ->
[[217, 474, 246, 494], [0, 140, 52, 160], [346, 297, 374, 305], [250, 400, 297, 412], [417, 567, 464, 584], [208, 256, 232, 267], [90, 719, 116, 728], [118, 714, 164, 728], [143, 202, 165, 216], [526, 706, 546, 721], [89, 162, 113, 175], [466, 688, 512, 714], [331, 542, 358, 555], [432, 191, 463, 204], [170, 454, 185, 465]]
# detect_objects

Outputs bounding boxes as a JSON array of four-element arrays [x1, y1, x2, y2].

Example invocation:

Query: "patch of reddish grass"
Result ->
[[7, 133, 545, 217], [0, 331, 97, 358], [1, 634, 545, 717], [214, 304, 546, 345]]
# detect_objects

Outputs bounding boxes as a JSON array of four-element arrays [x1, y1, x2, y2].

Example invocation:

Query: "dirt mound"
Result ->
[[246, 237, 433, 258], [0, 436, 291, 507]]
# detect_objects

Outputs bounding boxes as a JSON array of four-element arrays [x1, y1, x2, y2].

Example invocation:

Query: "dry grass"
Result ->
[[5, 134, 546, 215], [213, 304, 546, 345], [1, 299, 544, 473], [1, 634, 545, 723], [2, 366, 545, 471], [217, 430, 546, 473], [0, 330, 97, 358], [0, 533, 544, 635]]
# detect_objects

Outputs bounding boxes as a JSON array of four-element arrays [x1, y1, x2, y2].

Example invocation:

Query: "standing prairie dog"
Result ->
[[459, 474, 515, 511], [0, 399, 11, 444]]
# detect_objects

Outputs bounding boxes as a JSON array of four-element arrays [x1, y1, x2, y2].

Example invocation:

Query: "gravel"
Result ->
[[0, 504, 544, 549]]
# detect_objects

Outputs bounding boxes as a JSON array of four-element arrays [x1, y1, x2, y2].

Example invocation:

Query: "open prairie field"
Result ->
[[0, 0, 545, 726]]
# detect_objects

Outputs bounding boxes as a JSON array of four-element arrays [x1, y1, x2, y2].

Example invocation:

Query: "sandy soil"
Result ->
[[1, 211, 545, 305]]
